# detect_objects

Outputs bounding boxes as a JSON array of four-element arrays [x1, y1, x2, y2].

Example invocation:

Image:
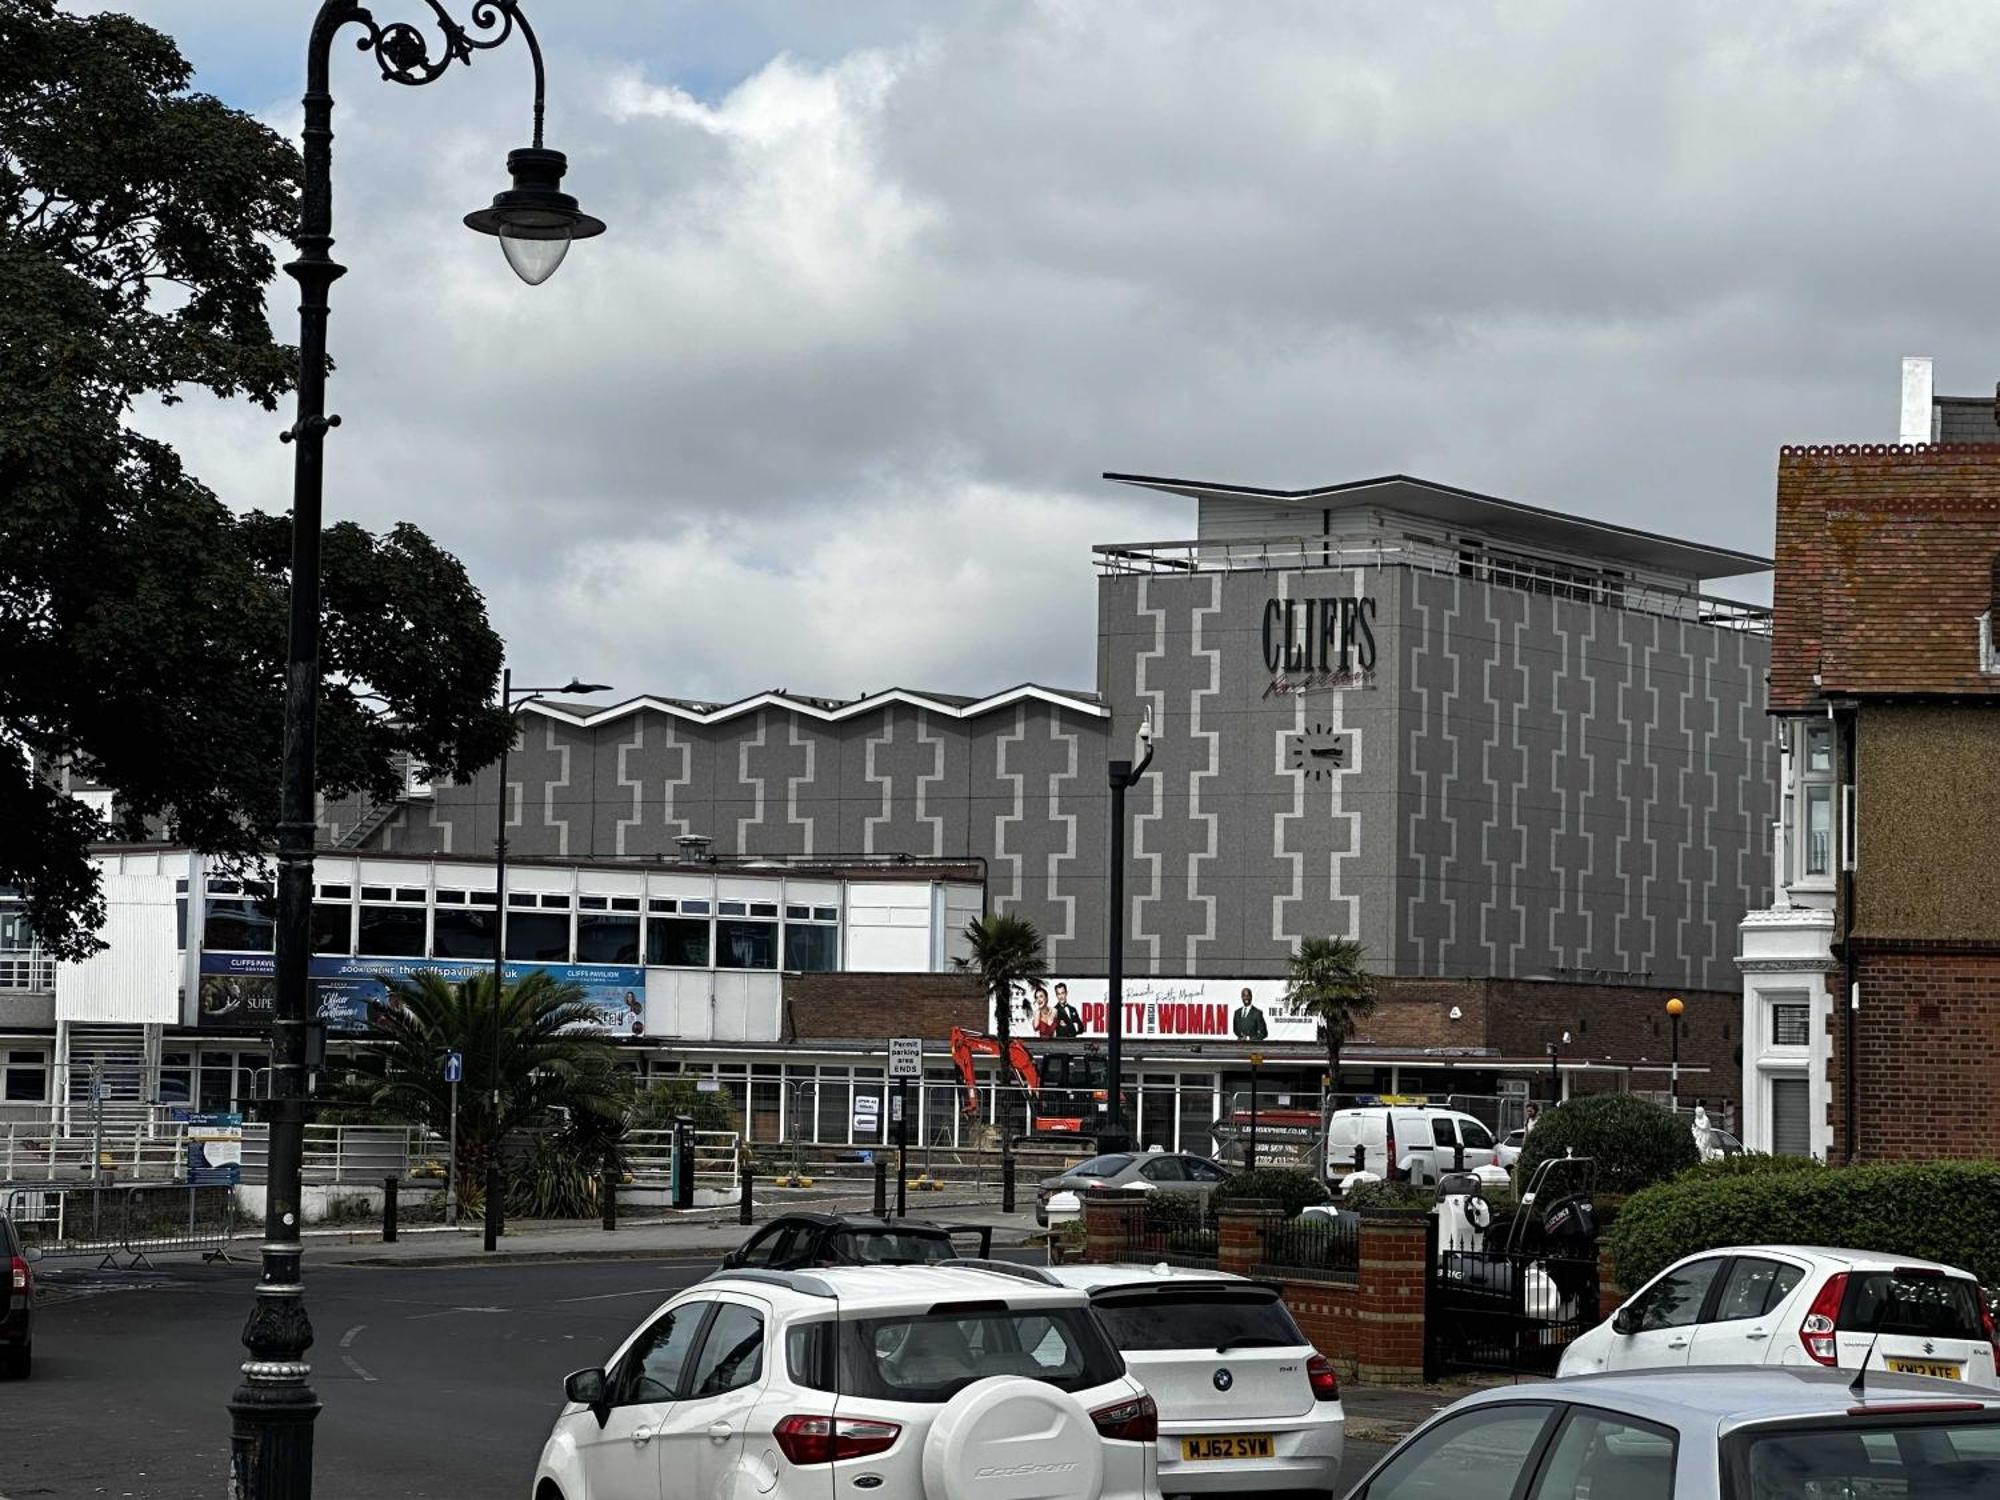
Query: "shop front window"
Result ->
[[716, 919, 777, 970], [504, 909, 571, 963], [204, 892, 276, 953], [576, 912, 641, 965], [647, 917, 711, 967], [357, 903, 426, 958]]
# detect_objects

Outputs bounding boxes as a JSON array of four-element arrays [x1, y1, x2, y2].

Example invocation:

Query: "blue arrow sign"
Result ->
[[443, 1051, 463, 1085]]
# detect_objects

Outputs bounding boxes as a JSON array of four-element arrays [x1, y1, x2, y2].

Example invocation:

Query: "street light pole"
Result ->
[[1666, 996, 1684, 1114], [231, 7, 604, 1494], [1101, 711, 1153, 1155], [485, 671, 610, 1252]]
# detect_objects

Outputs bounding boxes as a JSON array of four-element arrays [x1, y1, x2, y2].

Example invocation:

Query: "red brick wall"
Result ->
[[1831, 944, 2000, 1161], [784, 972, 985, 1040]]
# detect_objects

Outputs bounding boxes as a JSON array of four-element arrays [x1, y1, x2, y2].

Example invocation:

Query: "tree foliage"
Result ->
[[1283, 936, 1376, 1107], [954, 913, 1048, 1133], [1516, 1092, 1699, 1197], [0, 0, 511, 957]]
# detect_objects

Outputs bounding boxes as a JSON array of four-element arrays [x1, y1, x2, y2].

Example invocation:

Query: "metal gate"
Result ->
[[1423, 1216, 1599, 1379]]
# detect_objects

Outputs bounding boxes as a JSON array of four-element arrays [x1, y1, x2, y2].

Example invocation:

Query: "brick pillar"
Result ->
[[1082, 1188, 1150, 1263], [1353, 1211, 1429, 1385], [1216, 1200, 1282, 1276]]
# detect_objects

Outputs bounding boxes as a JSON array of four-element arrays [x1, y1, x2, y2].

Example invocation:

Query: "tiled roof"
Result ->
[[1771, 445, 2000, 710]]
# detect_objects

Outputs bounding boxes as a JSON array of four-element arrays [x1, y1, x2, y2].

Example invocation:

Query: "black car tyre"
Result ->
[[2, 1342, 28, 1379]]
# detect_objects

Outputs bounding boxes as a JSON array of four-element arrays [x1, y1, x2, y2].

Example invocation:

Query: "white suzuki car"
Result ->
[[1560, 1245, 2000, 1390], [1039, 1262, 1345, 1497], [533, 1263, 1160, 1500]]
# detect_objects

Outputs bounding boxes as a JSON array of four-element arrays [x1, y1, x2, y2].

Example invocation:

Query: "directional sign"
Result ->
[[888, 1037, 923, 1079], [443, 1051, 463, 1085]]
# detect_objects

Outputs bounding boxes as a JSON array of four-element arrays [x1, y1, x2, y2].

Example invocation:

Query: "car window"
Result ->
[[1431, 1119, 1458, 1148], [1503, 1131, 1526, 1149], [1139, 1155, 1185, 1182], [1092, 1289, 1304, 1352], [1635, 1259, 1725, 1332], [1182, 1157, 1230, 1183], [618, 1302, 709, 1404], [1714, 1258, 1802, 1323], [735, 1224, 792, 1268], [842, 1307, 1120, 1403], [687, 1303, 764, 1398], [1531, 1411, 1675, 1500], [839, 1229, 954, 1265], [1842, 1272, 1986, 1340], [1364, 1404, 1555, 1500], [1068, 1154, 1135, 1179], [1460, 1120, 1495, 1150], [1739, 1418, 2000, 1498]]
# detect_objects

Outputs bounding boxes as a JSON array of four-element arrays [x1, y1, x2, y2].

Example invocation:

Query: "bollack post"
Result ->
[[601, 1154, 616, 1232], [738, 1167, 753, 1226], [896, 1078, 909, 1219], [483, 1162, 501, 1251], [381, 1176, 397, 1244], [1002, 1152, 1016, 1215]]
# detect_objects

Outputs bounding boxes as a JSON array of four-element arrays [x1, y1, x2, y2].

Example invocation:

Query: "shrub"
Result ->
[[1675, 1152, 1825, 1182], [1214, 1167, 1330, 1220], [1342, 1179, 1433, 1213], [1610, 1161, 2000, 1291], [1517, 1094, 1699, 1195]]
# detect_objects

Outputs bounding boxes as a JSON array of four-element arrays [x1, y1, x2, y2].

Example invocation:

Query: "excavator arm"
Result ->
[[948, 1026, 1040, 1120]]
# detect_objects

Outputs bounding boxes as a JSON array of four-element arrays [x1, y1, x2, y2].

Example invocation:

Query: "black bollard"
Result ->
[[601, 1155, 617, 1232], [738, 1167, 753, 1226], [483, 1163, 502, 1251], [1002, 1153, 1016, 1215], [382, 1175, 398, 1243], [873, 1156, 888, 1218]]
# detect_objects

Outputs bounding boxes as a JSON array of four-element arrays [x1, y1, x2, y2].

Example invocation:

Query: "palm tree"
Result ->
[[1284, 936, 1376, 1122], [367, 969, 627, 1206], [953, 913, 1048, 1142]]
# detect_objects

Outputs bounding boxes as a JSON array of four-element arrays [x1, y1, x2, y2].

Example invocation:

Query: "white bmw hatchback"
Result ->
[[1560, 1245, 2000, 1390], [533, 1263, 1160, 1500], [1040, 1262, 1345, 1498]]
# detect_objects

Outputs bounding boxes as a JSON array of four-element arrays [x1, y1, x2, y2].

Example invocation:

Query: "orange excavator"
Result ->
[[948, 1026, 1118, 1137]]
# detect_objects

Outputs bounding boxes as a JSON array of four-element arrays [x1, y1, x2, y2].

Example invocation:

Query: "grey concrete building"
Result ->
[[338, 473, 1774, 994]]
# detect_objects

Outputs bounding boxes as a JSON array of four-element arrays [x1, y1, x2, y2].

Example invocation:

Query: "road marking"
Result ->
[[341, 1353, 378, 1383], [407, 1304, 509, 1320], [339, 1324, 365, 1349], [554, 1287, 682, 1305]]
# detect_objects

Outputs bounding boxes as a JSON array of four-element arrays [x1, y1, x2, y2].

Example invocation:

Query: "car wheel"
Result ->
[[2, 1343, 28, 1379]]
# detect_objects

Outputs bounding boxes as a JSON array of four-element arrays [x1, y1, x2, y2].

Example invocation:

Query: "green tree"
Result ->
[[954, 913, 1048, 1138], [1284, 936, 1376, 1116], [1517, 1092, 1699, 1196], [366, 970, 628, 1208], [0, 0, 511, 958]]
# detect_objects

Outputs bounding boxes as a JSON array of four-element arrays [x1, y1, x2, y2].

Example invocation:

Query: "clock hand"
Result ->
[[1308, 746, 1343, 759]]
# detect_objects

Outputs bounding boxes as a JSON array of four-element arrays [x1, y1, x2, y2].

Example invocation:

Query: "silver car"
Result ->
[[1035, 1150, 1232, 1227], [1342, 1365, 2000, 1499]]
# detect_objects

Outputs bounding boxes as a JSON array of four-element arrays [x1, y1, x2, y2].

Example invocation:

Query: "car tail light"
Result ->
[[1385, 1116, 1397, 1179], [1980, 1295, 2000, 1366], [773, 1415, 902, 1465], [1091, 1392, 1158, 1443], [1800, 1272, 1848, 1366], [8, 1256, 27, 1294], [1307, 1352, 1340, 1401]]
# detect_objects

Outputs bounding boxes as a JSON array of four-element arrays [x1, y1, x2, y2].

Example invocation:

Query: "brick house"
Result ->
[[1741, 365, 2000, 1160]]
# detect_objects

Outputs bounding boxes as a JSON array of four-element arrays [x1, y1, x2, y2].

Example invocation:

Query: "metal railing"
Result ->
[[1093, 537, 1773, 634], [3, 1182, 237, 1267], [0, 950, 56, 990], [0, 1119, 191, 1181], [1257, 1211, 1360, 1283], [624, 1128, 740, 1184]]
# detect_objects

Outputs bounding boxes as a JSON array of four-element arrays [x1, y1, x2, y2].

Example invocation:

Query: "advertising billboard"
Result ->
[[197, 953, 645, 1035], [992, 977, 1322, 1045]]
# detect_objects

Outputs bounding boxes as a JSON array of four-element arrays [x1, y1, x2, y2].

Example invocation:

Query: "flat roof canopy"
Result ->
[[1106, 471, 1772, 580]]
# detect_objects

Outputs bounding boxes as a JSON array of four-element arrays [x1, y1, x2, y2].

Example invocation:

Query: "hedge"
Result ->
[[1609, 1161, 2000, 1291], [1517, 1093, 1698, 1195], [1213, 1167, 1330, 1219]]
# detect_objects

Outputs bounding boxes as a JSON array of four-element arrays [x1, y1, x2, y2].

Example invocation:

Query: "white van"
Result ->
[[1325, 1106, 1499, 1184]]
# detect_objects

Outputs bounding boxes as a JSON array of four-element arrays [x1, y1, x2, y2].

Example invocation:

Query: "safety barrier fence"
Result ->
[[3, 1181, 238, 1268]]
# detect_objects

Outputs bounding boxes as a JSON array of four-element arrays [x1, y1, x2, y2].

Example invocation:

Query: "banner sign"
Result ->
[[180, 1109, 244, 1186], [993, 977, 1324, 1045], [197, 954, 646, 1035]]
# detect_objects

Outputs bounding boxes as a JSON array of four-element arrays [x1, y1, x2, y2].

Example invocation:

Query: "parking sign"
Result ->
[[888, 1037, 922, 1078]]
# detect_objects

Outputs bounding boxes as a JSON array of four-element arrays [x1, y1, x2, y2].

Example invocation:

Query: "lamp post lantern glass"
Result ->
[[464, 147, 606, 286]]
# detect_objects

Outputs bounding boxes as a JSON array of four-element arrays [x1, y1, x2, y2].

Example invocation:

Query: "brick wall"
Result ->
[[783, 972, 985, 1040], [1831, 943, 2000, 1160]]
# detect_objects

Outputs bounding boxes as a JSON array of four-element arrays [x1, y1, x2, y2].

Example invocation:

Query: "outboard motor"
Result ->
[[1536, 1188, 1598, 1306]]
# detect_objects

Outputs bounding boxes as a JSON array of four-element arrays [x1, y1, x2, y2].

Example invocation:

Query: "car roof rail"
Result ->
[[710, 1268, 838, 1298], [938, 1259, 1062, 1286]]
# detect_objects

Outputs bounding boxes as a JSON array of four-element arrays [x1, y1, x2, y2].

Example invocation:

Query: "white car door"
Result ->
[[1603, 1256, 1727, 1372], [658, 1295, 771, 1500], [576, 1298, 713, 1499], [1687, 1255, 1809, 1367]]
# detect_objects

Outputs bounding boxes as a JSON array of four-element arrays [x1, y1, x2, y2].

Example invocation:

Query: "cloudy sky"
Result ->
[[128, 2, 2000, 702]]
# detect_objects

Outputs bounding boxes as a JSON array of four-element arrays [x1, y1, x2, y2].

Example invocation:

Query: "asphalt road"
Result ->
[[4, 1258, 1390, 1498]]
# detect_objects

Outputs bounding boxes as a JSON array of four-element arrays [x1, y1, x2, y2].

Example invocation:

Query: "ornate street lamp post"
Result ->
[[1100, 710, 1153, 1154], [231, 6, 605, 1495]]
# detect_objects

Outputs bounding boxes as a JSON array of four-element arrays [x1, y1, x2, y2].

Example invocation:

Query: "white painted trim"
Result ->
[[517, 684, 1108, 730]]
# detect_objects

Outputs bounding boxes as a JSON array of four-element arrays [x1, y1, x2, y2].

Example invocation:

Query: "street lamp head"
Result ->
[[463, 147, 606, 285], [558, 679, 613, 695], [1665, 996, 1685, 1018]]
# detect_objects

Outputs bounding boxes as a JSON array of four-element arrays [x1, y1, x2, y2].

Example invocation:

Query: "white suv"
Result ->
[[1040, 1262, 1345, 1496], [534, 1263, 1160, 1500]]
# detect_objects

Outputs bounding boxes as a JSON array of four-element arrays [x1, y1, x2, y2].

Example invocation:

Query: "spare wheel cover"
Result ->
[[921, 1376, 1106, 1500]]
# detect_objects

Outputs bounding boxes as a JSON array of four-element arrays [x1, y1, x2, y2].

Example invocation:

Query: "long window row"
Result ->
[[200, 881, 841, 972]]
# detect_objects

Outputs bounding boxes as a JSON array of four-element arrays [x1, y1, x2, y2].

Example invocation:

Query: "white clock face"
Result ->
[[1286, 722, 1348, 780]]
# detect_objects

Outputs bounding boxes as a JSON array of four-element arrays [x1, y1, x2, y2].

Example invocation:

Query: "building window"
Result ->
[[357, 902, 426, 958], [204, 892, 276, 953], [716, 917, 778, 970], [1796, 723, 1836, 882], [783, 920, 839, 973], [1770, 1002, 1810, 1048], [310, 903, 353, 956], [647, 917, 711, 968], [1802, 786, 1833, 877], [576, 911, 641, 965], [2, 1048, 48, 1103], [158, 1051, 193, 1107], [432, 906, 497, 960], [504, 910, 571, 963], [1805, 725, 1833, 774], [1769, 1075, 1812, 1158]]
